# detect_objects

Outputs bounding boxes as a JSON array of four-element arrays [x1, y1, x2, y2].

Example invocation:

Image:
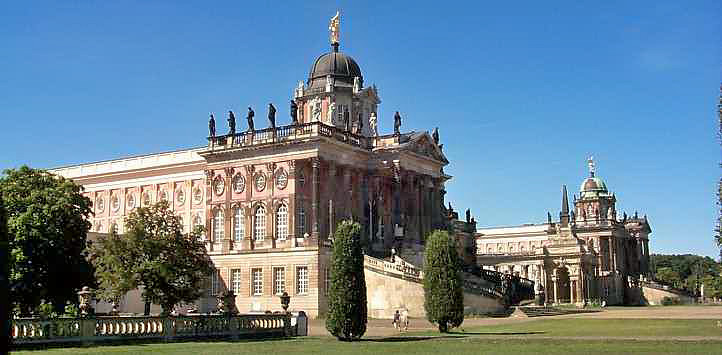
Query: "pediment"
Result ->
[[401, 132, 448, 164]]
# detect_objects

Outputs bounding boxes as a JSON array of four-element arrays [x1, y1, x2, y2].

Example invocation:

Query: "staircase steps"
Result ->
[[517, 306, 601, 318]]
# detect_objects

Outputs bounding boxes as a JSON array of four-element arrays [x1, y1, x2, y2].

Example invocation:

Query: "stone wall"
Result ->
[[640, 285, 694, 305]]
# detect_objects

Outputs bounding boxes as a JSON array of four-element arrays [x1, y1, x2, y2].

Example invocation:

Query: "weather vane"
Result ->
[[329, 10, 340, 45]]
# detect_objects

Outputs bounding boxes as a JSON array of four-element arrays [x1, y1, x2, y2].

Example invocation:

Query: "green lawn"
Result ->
[[432, 318, 722, 338], [12, 318, 722, 354]]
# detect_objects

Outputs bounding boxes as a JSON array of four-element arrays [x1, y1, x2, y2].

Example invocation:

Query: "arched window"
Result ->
[[276, 205, 288, 241], [297, 206, 306, 237], [254, 206, 266, 241], [233, 208, 244, 243], [213, 209, 224, 242]]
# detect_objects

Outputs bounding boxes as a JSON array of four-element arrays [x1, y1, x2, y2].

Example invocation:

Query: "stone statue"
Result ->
[[432, 127, 439, 145], [343, 107, 350, 132], [311, 97, 322, 122], [353, 76, 361, 93], [588, 156, 596, 176], [208, 113, 216, 137], [246, 107, 255, 132], [227, 110, 236, 135], [607, 206, 614, 220], [465, 209, 471, 223], [369, 112, 378, 136], [393, 111, 402, 135], [329, 11, 340, 44], [328, 101, 337, 125], [268, 103, 276, 129], [290, 100, 298, 124], [547, 212, 552, 224]]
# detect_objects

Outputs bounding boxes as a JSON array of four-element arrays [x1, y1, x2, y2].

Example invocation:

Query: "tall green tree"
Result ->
[[1, 193, 11, 347], [2, 166, 95, 315], [91, 201, 212, 315], [423, 230, 464, 333], [326, 220, 367, 341]]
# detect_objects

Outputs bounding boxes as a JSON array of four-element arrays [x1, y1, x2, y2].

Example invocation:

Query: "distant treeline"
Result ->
[[650, 254, 721, 298]]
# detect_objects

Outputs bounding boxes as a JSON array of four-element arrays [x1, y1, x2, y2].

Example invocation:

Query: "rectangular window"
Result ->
[[296, 266, 309, 295], [231, 268, 242, 296], [324, 268, 330, 296], [298, 207, 306, 237], [251, 268, 263, 296], [209, 268, 221, 297], [233, 209, 244, 243], [273, 267, 285, 295]]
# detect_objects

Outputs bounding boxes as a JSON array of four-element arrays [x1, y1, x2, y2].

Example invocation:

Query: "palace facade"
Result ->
[[475, 160, 652, 305], [51, 21, 463, 316]]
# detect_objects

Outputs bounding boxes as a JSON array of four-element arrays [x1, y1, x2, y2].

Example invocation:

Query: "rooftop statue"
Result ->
[[356, 112, 363, 135], [246, 107, 255, 132], [227, 110, 236, 135], [328, 101, 337, 125], [432, 127, 439, 145], [329, 11, 340, 44], [369, 112, 378, 137], [343, 107, 350, 132], [393, 111, 402, 135], [465, 208, 471, 223], [209, 113, 216, 137], [311, 97, 322, 122], [268, 103, 276, 129], [290, 100, 298, 124]]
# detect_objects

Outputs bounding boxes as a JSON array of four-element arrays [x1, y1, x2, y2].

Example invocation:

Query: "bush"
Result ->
[[423, 230, 464, 332], [661, 296, 681, 306], [325, 220, 367, 341]]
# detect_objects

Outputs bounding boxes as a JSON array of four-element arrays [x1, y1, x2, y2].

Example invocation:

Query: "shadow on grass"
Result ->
[[364, 336, 465, 342], [447, 331, 546, 335], [12, 335, 302, 351]]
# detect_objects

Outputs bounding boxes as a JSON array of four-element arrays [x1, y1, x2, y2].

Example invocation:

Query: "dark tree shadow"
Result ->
[[364, 335, 466, 342]]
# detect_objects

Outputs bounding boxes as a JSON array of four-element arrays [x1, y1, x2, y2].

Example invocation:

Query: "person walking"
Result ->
[[392, 310, 400, 331]]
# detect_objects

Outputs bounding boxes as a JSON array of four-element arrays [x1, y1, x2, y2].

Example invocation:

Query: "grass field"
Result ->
[[12, 318, 722, 354]]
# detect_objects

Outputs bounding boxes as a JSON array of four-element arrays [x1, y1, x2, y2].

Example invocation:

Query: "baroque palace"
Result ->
[[51, 14, 651, 315], [52, 14, 466, 316], [475, 158, 652, 306]]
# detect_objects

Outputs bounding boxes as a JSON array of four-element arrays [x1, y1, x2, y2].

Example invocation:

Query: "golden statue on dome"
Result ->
[[587, 156, 596, 177], [329, 11, 340, 44]]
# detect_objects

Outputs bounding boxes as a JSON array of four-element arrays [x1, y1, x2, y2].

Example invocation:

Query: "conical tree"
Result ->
[[325, 220, 367, 341], [423, 230, 464, 333]]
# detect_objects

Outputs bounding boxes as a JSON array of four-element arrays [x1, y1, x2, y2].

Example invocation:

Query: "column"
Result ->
[[552, 268, 559, 305], [311, 157, 320, 244], [361, 171, 369, 242], [343, 167, 352, 219], [392, 161, 402, 246], [570, 279, 576, 304]]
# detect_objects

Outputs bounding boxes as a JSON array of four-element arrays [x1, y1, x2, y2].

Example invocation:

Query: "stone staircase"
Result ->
[[516, 306, 601, 317]]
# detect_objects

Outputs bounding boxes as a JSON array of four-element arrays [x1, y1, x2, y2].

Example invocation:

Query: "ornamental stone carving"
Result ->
[[233, 174, 246, 193], [255, 173, 267, 192], [214, 177, 225, 196], [276, 169, 288, 190], [126, 193, 136, 209], [192, 188, 203, 204], [96, 196, 105, 213]]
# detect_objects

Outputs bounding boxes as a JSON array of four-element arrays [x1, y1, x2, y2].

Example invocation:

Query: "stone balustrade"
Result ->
[[11, 313, 305, 346], [208, 121, 374, 151], [364, 255, 423, 282]]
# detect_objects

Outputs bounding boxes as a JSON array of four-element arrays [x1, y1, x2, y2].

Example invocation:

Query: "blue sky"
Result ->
[[2, 1, 721, 257]]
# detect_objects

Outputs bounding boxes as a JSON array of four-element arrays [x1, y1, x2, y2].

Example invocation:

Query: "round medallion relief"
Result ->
[[176, 189, 185, 204], [254, 173, 266, 192], [126, 194, 136, 209], [96, 197, 105, 213], [233, 174, 245, 193], [214, 177, 225, 196], [276, 169, 288, 190], [160, 190, 169, 202], [111, 195, 120, 212], [142, 191, 152, 206], [192, 188, 203, 204]]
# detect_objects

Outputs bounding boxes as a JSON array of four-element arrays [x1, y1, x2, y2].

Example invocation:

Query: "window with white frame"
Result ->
[[254, 206, 266, 241], [213, 209, 224, 242], [233, 208, 244, 243], [193, 214, 205, 240], [296, 266, 309, 295], [273, 267, 285, 295], [298, 206, 306, 236], [251, 268, 263, 296], [208, 268, 221, 297], [231, 269, 241, 295], [276, 205, 288, 241]]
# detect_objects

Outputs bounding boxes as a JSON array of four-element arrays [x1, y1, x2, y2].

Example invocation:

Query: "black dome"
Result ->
[[308, 46, 362, 89]]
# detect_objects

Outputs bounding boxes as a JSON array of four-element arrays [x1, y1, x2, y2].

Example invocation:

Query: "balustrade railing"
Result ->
[[11, 313, 303, 346], [208, 122, 372, 151]]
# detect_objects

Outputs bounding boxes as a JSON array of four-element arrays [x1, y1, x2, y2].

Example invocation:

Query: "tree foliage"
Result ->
[[423, 230, 464, 333], [91, 201, 212, 315], [650, 254, 722, 296], [325, 220, 367, 341], [1, 166, 95, 315], [717, 84, 722, 258]]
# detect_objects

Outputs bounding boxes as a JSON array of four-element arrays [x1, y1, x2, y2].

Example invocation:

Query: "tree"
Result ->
[[1, 193, 11, 347], [717, 83, 722, 258], [91, 201, 212, 315], [325, 220, 367, 341], [1, 166, 95, 315], [423, 230, 464, 333]]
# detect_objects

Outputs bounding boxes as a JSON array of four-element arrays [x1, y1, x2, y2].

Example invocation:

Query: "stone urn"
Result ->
[[77, 286, 95, 317], [217, 290, 238, 315], [279, 291, 291, 313]]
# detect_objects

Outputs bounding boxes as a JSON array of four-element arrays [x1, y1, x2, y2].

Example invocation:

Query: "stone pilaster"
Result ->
[[310, 157, 320, 244]]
